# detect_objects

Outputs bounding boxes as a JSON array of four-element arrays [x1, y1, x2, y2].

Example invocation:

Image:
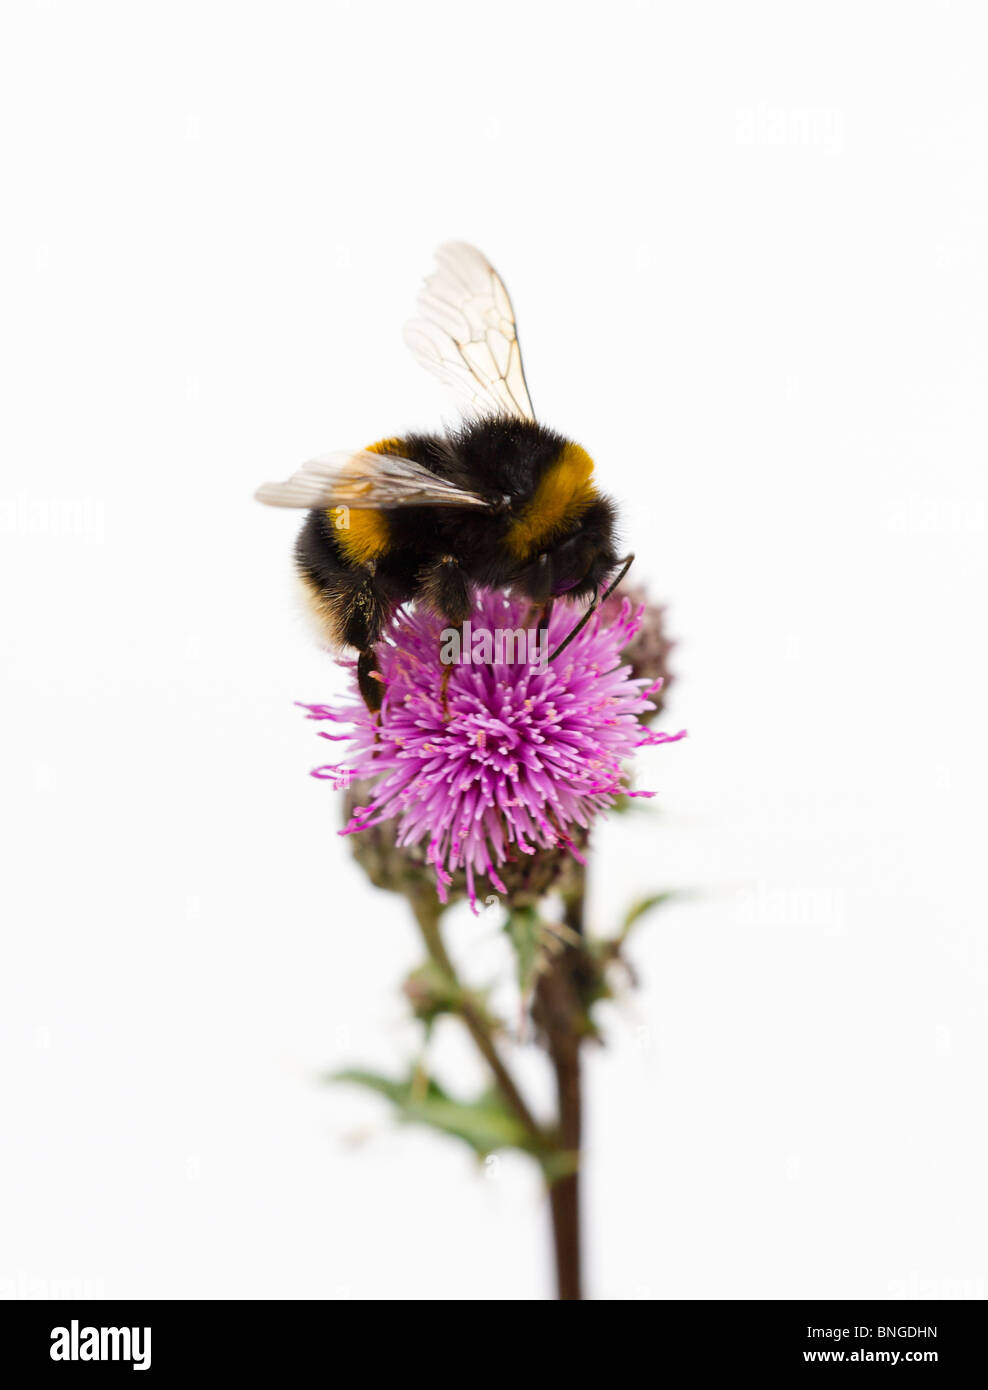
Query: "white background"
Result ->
[[2, 1, 986, 1301]]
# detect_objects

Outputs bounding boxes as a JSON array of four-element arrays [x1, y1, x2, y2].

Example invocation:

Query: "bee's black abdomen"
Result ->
[[294, 509, 392, 649]]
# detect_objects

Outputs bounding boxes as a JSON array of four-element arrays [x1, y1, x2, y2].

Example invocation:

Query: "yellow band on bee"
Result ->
[[328, 438, 400, 566], [506, 442, 598, 559]]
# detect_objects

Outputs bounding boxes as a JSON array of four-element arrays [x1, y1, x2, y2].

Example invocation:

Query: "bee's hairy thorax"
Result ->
[[293, 416, 614, 662]]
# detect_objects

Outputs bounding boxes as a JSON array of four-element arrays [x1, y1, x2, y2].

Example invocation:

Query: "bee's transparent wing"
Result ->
[[404, 242, 536, 422], [255, 448, 493, 510]]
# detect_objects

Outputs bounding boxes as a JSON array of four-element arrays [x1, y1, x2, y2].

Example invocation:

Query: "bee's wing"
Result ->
[[255, 448, 493, 510], [403, 242, 536, 423]]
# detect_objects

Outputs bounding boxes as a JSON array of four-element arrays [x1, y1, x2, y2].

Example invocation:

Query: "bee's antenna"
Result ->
[[548, 553, 635, 663]]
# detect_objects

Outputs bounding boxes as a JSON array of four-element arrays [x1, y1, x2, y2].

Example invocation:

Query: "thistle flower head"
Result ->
[[599, 584, 676, 721], [301, 589, 684, 910]]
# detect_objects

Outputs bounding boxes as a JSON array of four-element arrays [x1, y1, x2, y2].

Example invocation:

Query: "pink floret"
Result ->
[[299, 591, 685, 910]]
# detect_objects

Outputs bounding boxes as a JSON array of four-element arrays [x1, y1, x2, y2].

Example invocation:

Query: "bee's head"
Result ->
[[514, 495, 619, 604]]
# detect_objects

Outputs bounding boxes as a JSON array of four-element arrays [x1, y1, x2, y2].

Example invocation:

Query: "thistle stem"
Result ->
[[535, 873, 587, 1301], [409, 891, 543, 1145], [546, 1054, 581, 1301], [409, 885, 587, 1301]]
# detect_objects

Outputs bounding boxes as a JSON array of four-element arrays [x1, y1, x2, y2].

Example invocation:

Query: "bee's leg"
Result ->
[[333, 569, 391, 716], [535, 598, 554, 668], [418, 555, 472, 720], [439, 616, 471, 720], [536, 598, 555, 641], [419, 554, 472, 626], [357, 649, 384, 713], [440, 658, 454, 718], [520, 553, 553, 625]]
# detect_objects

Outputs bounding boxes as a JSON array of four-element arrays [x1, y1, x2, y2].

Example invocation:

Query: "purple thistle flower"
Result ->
[[300, 590, 685, 910]]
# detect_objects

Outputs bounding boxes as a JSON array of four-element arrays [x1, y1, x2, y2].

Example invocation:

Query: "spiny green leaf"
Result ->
[[331, 1068, 533, 1159], [330, 1067, 443, 1107], [619, 890, 683, 940]]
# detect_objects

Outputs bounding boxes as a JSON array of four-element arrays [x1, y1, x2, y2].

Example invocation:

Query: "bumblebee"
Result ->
[[256, 243, 630, 710]]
